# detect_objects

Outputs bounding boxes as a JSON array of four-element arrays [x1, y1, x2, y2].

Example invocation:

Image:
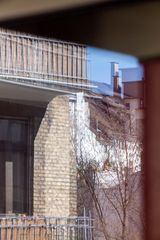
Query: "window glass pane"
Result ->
[[0, 118, 29, 214], [5, 161, 13, 213]]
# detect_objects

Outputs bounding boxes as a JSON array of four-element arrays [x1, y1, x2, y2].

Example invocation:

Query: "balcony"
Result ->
[[0, 29, 90, 94]]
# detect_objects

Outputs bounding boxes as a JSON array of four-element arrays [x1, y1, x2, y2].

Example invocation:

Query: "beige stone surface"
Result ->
[[33, 95, 77, 216]]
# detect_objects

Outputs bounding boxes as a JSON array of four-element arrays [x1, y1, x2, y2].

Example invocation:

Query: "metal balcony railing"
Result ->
[[0, 215, 94, 240], [0, 29, 90, 90]]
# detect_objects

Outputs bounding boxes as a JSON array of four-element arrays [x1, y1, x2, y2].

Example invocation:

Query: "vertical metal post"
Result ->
[[89, 211, 93, 240], [57, 42, 59, 80], [52, 43, 54, 79], [83, 208, 87, 240], [72, 45, 74, 85], [76, 46, 78, 85]]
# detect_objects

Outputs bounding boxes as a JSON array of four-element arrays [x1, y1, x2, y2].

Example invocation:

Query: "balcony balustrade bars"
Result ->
[[0, 29, 89, 89], [0, 215, 93, 240]]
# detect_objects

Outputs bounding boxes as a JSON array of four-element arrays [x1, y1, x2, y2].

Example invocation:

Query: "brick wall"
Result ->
[[33, 95, 77, 217]]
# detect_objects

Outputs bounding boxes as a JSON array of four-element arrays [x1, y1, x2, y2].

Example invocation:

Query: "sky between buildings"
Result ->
[[88, 47, 143, 84]]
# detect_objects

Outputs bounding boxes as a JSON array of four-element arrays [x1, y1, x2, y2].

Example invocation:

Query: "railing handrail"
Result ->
[[0, 224, 94, 229], [0, 216, 94, 221]]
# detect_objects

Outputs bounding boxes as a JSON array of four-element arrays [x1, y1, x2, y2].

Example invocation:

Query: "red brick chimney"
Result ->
[[113, 75, 121, 97], [111, 62, 121, 97]]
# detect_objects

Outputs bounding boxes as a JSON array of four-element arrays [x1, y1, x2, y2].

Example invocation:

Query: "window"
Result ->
[[0, 118, 32, 215], [125, 102, 130, 109]]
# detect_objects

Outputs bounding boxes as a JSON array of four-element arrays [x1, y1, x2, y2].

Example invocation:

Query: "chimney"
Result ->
[[111, 62, 121, 97]]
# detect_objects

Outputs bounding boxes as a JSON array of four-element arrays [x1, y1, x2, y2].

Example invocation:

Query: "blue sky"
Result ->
[[88, 47, 140, 84]]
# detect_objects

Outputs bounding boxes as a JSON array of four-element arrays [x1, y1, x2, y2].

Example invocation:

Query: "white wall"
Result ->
[[70, 93, 141, 186]]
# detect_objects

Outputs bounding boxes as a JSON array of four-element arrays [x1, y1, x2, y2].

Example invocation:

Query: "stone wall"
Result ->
[[33, 95, 77, 216]]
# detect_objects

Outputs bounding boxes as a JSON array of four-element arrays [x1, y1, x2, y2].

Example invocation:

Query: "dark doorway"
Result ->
[[0, 118, 31, 215]]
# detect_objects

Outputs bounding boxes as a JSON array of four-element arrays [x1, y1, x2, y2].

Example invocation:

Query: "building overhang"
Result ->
[[0, 79, 72, 106], [0, 0, 158, 60], [0, 0, 108, 22]]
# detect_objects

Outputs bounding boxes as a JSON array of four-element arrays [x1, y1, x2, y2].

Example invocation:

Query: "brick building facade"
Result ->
[[34, 96, 77, 216], [0, 29, 89, 216]]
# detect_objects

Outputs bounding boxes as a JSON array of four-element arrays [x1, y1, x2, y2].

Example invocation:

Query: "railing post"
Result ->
[[89, 211, 93, 240], [83, 208, 87, 240]]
